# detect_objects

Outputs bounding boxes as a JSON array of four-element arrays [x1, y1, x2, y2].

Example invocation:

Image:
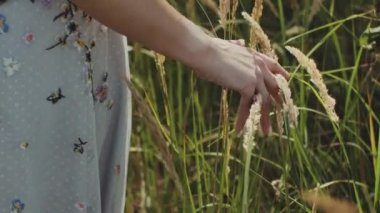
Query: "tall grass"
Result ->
[[126, 0, 380, 212]]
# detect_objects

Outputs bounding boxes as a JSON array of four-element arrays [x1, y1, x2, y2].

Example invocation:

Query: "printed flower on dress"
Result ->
[[46, 4, 98, 99], [20, 142, 29, 150], [75, 201, 87, 211], [11, 199, 25, 213], [95, 72, 114, 110], [45, 21, 80, 50], [2, 57, 20, 77], [46, 88, 65, 104], [55, 3, 77, 22], [114, 164, 121, 176], [73, 38, 87, 52], [74, 138, 88, 154], [65, 20, 79, 35], [0, 14, 9, 34], [95, 84, 108, 103], [106, 99, 114, 110], [23, 32, 34, 45]]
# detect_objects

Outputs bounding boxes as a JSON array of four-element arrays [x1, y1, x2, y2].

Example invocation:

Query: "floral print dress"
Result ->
[[0, 1, 132, 212]]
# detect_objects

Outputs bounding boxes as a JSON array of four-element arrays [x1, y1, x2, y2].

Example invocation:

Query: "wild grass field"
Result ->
[[126, 0, 380, 212]]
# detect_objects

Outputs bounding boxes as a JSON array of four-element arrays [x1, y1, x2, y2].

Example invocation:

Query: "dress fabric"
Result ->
[[0, 1, 132, 213]]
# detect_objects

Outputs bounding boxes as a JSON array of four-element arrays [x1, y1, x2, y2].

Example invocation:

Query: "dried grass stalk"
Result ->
[[154, 53, 170, 104], [124, 77, 184, 196], [155, 52, 166, 64], [242, 8, 300, 135], [231, 0, 239, 23], [275, 75, 299, 129], [243, 95, 262, 152], [275, 104, 285, 136], [242, 12, 277, 59], [250, 0, 263, 49], [302, 191, 358, 213], [285, 46, 339, 122], [252, 0, 263, 22], [219, 0, 230, 28]]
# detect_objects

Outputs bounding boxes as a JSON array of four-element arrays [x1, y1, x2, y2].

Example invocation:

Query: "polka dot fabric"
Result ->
[[0, 1, 132, 213]]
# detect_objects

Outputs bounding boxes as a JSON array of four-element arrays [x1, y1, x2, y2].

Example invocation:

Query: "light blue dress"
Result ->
[[0, 1, 132, 212]]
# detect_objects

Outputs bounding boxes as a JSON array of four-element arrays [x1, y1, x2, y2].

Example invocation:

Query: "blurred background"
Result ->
[[126, 0, 380, 212]]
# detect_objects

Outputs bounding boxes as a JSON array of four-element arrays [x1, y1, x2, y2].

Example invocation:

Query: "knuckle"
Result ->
[[256, 70, 263, 79]]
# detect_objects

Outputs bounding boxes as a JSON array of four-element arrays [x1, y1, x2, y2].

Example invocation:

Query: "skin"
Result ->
[[73, 0, 289, 135]]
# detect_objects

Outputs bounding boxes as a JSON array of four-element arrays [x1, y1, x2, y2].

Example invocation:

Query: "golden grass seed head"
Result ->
[[285, 46, 339, 122], [219, 0, 230, 28], [242, 12, 277, 59], [275, 74, 299, 128], [243, 95, 262, 152], [252, 0, 264, 22]]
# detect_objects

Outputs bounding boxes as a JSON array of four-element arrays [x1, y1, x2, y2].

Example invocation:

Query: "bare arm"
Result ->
[[74, 0, 289, 135], [74, 0, 208, 70]]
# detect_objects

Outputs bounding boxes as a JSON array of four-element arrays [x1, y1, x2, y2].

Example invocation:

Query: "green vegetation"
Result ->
[[126, 0, 380, 212]]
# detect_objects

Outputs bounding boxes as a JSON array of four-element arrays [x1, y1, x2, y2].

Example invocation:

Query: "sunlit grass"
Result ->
[[126, 0, 380, 212]]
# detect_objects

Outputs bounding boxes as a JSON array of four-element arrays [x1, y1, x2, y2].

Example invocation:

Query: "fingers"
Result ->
[[261, 65, 282, 106], [256, 53, 290, 80], [235, 94, 254, 135], [235, 89, 272, 136], [256, 79, 272, 136], [233, 43, 289, 137]]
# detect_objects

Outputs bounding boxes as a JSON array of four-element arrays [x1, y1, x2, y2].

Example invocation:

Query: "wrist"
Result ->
[[174, 23, 213, 70], [183, 36, 223, 84]]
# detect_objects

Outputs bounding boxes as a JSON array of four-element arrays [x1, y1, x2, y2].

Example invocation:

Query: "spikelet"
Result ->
[[124, 78, 184, 196], [231, 0, 239, 23], [285, 46, 339, 122], [302, 191, 358, 213], [252, 0, 264, 22], [243, 95, 262, 152], [275, 75, 299, 129], [154, 52, 166, 65], [242, 12, 277, 60], [275, 104, 285, 136], [250, 0, 263, 49], [154, 53, 169, 102], [219, 0, 230, 28]]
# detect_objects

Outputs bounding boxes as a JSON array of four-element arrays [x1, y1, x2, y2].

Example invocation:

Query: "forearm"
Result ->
[[74, 0, 210, 68], [73, 0, 290, 136]]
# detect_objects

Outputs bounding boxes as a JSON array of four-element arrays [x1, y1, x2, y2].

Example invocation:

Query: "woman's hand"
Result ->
[[73, 0, 288, 135], [190, 38, 289, 135]]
